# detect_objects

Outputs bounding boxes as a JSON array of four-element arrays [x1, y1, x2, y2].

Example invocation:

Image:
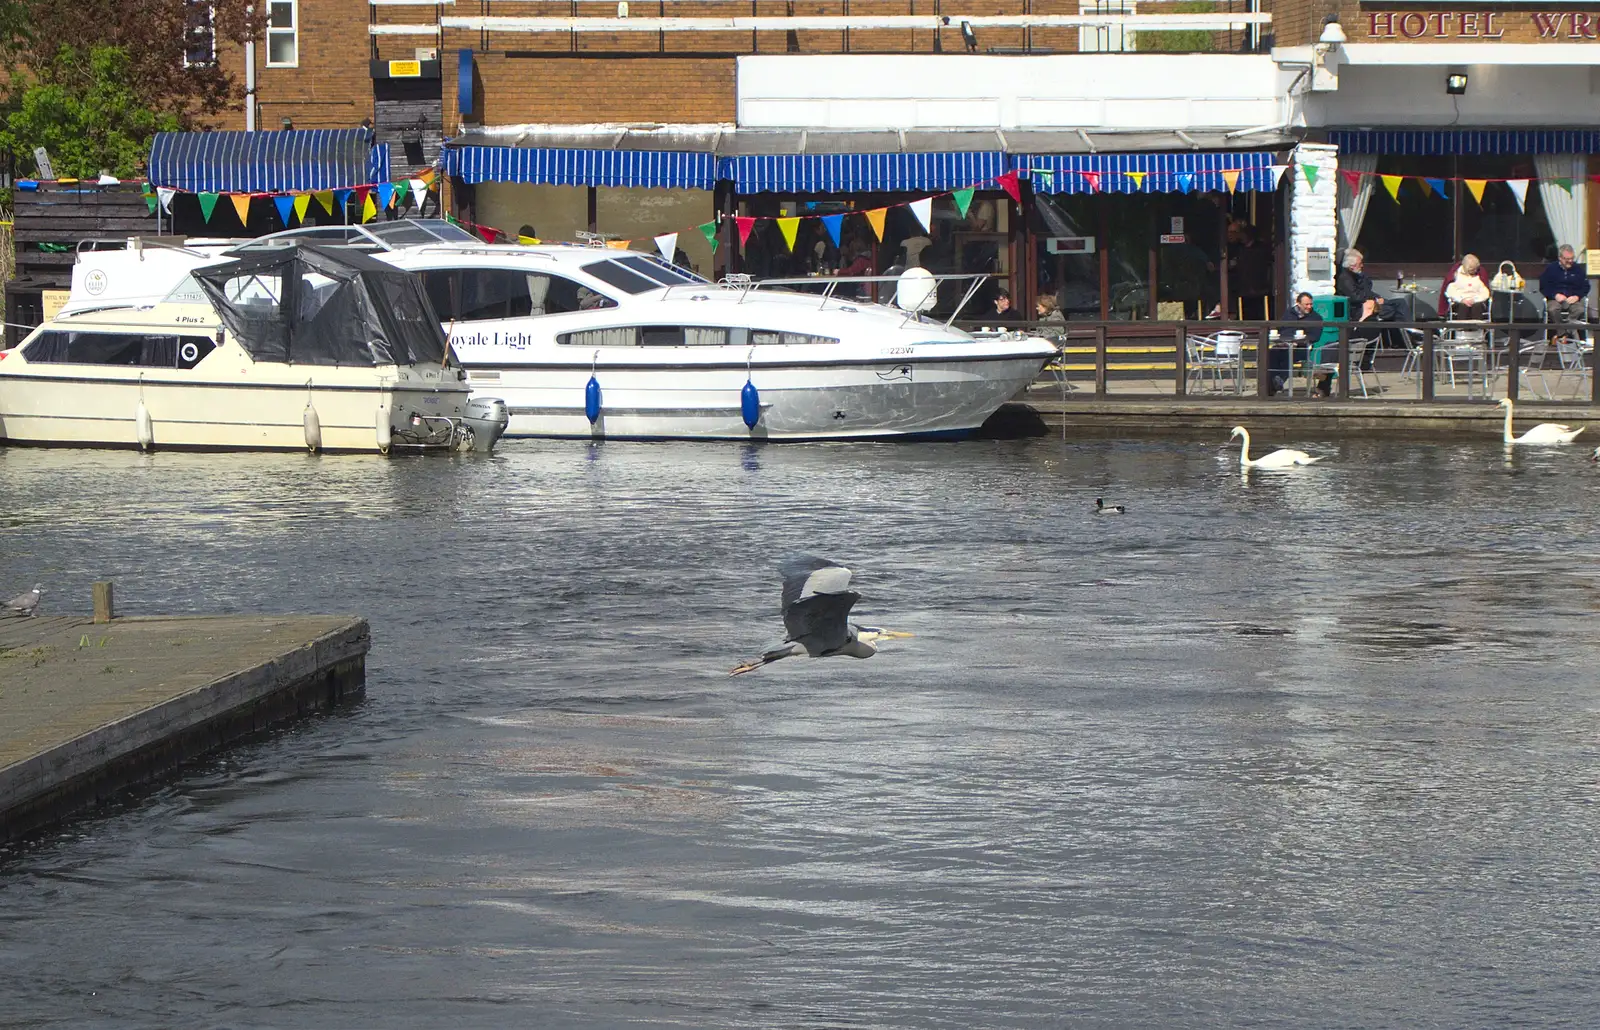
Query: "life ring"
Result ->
[[179, 340, 200, 365]]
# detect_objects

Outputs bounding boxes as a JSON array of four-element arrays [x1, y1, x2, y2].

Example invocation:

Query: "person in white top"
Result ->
[[1445, 253, 1491, 319]]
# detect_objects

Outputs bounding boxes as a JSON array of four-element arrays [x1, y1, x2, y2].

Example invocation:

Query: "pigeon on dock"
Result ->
[[4, 584, 42, 617]]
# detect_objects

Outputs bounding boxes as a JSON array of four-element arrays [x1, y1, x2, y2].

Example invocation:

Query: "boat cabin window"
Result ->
[[23, 331, 218, 369], [581, 260, 663, 295], [614, 255, 705, 286], [751, 331, 839, 346], [557, 327, 639, 348], [555, 326, 734, 347], [419, 268, 614, 322]]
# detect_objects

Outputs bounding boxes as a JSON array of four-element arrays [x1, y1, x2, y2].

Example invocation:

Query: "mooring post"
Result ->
[[93, 581, 114, 623], [1337, 324, 1351, 401], [1507, 328, 1521, 401], [1174, 322, 1187, 397], [1421, 327, 1436, 402], [1094, 325, 1108, 397]]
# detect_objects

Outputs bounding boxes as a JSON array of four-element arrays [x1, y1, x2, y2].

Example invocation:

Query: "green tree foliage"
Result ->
[[0, 47, 180, 179], [1139, 1, 1219, 54]]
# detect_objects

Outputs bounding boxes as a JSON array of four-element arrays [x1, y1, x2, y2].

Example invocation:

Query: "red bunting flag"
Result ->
[[478, 225, 500, 243], [1340, 169, 1363, 190], [735, 216, 756, 245], [996, 169, 1022, 203], [1080, 170, 1101, 192], [353, 185, 370, 208]]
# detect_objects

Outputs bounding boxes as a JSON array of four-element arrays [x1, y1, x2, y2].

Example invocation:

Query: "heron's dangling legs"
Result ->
[[729, 641, 805, 676]]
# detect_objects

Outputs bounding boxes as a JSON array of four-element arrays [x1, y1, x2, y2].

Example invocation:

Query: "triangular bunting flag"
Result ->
[[393, 180, 410, 207], [1424, 177, 1448, 199], [198, 192, 220, 222], [605, 239, 631, 249], [1081, 171, 1101, 193], [865, 208, 887, 241], [1464, 179, 1487, 204], [698, 220, 719, 254], [315, 191, 334, 216], [996, 170, 1022, 203], [1339, 169, 1362, 190], [376, 182, 395, 210], [1220, 169, 1241, 194], [1125, 171, 1146, 190], [361, 194, 378, 223], [1035, 171, 1054, 190], [144, 194, 157, 215], [1553, 177, 1575, 195], [273, 195, 294, 224], [293, 193, 311, 222], [478, 225, 500, 243], [1380, 174, 1403, 202], [416, 167, 436, 185], [1506, 178, 1529, 213], [909, 197, 933, 232], [156, 187, 175, 213], [1269, 164, 1290, 188], [1417, 177, 1433, 198], [776, 216, 800, 252], [353, 186, 371, 209], [820, 213, 844, 247], [735, 216, 756, 246], [517, 235, 538, 245], [229, 193, 252, 225], [1176, 173, 1195, 193], [409, 178, 429, 200], [333, 189, 352, 214], [951, 187, 974, 218], [1300, 163, 1319, 190], [654, 231, 678, 263]]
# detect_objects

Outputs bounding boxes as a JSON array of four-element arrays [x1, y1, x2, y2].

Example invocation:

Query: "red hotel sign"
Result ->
[[1367, 10, 1600, 37]]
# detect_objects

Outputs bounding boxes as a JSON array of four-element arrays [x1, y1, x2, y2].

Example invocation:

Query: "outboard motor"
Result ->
[[463, 396, 509, 452]]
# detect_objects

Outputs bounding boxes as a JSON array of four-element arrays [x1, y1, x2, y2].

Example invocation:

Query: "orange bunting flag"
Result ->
[[864, 207, 887, 241], [1124, 171, 1146, 190], [1380, 174, 1403, 202], [605, 240, 632, 249], [229, 193, 252, 224], [776, 217, 800, 252], [293, 193, 311, 222], [361, 194, 377, 222], [1220, 169, 1240, 194], [1464, 178, 1487, 204], [1416, 178, 1433, 198]]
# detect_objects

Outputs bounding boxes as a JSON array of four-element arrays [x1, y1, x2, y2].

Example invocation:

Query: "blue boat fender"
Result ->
[[741, 379, 761, 429], [585, 375, 602, 424]]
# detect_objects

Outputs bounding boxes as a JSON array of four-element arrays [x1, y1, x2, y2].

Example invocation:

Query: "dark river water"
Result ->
[[2, 433, 1599, 1028]]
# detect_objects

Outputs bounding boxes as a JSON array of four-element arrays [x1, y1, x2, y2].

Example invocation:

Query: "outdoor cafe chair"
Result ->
[[1314, 337, 1379, 398], [1555, 336, 1592, 397], [1187, 330, 1245, 393]]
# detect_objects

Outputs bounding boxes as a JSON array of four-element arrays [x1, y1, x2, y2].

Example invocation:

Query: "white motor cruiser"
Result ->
[[48, 220, 1055, 441], [0, 243, 508, 453]]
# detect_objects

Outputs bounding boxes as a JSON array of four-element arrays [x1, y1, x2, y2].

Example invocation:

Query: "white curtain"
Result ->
[[1535, 153, 1587, 257], [1336, 153, 1379, 252]]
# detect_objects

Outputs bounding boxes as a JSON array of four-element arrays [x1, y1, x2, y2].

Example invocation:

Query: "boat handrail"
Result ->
[[74, 236, 235, 259], [707, 271, 993, 328]]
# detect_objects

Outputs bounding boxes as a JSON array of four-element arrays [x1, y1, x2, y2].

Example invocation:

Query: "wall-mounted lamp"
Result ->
[[960, 21, 978, 52], [1446, 73, 1469, 95], [1318, 16, 1347, 46], [281, 117, 293, 130]]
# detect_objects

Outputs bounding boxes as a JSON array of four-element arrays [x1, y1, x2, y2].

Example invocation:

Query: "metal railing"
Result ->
[[977, 319, 1600, 405]]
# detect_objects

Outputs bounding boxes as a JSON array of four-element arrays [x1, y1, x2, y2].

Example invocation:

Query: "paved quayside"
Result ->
[[0, 610, 368, 842]]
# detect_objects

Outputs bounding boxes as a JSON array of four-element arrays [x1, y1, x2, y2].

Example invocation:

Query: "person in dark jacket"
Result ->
[[1539, 244, 1590, 326]]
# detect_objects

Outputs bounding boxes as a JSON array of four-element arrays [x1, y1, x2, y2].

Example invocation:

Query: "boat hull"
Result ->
[[0, 372, 471, 453], [468, 353, 1049, 441]]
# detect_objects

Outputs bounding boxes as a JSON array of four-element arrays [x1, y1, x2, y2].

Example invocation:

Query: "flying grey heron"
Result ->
[[729, 557, 912, 676], [4, 583, 41, 617]]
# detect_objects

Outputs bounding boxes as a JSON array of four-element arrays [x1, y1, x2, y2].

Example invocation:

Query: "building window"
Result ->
[[1079, 0, 1135, 53], [183, 1, 215, 68], [266, 0, 298, 68]]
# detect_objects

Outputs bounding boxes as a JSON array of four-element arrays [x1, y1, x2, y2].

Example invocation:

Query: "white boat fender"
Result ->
[[135, 400, 154, 451], [303, 403, 322, 453], [375, 405, 391, 453]]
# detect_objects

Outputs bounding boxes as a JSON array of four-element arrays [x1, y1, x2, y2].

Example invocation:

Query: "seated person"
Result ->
[[989, 287, 1015, 321], [1444, 253, 1491, 319], [1339, 248, 1431, 324], [1268, 292, 1325, 396], [1438, 253, 1490, 318], [1035, 295, 1066, 325], [1539, 244, 1590, 327]]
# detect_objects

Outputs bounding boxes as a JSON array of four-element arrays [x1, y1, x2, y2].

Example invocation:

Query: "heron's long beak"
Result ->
[[870, 629, 915, 639]]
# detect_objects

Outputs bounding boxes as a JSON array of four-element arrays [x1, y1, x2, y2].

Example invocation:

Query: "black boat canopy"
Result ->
[[195, 243, 447, 367]]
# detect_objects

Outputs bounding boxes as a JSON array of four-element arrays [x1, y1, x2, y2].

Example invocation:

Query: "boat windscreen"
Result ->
[[615, 255, 706, 286], [582, 259, 663, 295], [365, 219, 479, 246]]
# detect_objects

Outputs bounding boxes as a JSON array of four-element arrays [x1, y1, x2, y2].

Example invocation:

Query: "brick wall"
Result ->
[[216, 0, 375, 131]]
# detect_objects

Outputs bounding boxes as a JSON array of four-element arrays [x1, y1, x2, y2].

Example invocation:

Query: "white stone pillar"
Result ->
[[1287, 142, 1339, 298]]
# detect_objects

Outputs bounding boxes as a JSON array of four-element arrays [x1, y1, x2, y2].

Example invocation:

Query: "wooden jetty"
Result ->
[[0, 595, 367, 843]]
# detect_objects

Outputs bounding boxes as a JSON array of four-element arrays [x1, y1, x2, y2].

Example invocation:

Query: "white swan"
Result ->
[[1499, 398, 1585, 445], [1230, 426, 1324, 469]]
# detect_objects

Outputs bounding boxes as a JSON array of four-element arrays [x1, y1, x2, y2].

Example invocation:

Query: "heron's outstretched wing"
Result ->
[[783, 590, 860, 655], [778, 556, 854, 613]]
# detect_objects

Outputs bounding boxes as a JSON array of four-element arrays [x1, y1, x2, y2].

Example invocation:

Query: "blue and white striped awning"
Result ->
[[1019, 152, 1280, 193], [722, 152, 1008, 194], [442, 146, 718, 189], [1329, 130, 1600, 156], [148, 130, 389, 193]]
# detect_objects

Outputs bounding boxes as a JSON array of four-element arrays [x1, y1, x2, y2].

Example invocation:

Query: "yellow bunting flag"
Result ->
[[1124, 171, 1146, 189], [1416, 177, 1433, 198], [314, 191, 334, 216], [518, 235, 540, 245], [292, 193, 311, 222], [1219, 169, 1240, 194], [361, 194, 378, 222], [1380, 174, 1403, 202], [1464, 179, 1487, 204], [776, 217, 800, 252], [864, 207, 887, 241], [229, 193, 252, 224]]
